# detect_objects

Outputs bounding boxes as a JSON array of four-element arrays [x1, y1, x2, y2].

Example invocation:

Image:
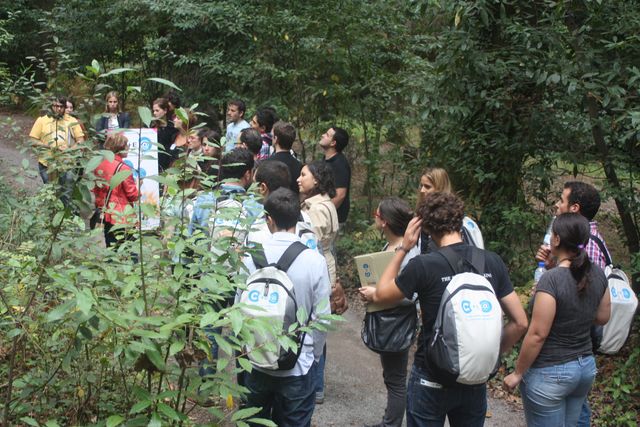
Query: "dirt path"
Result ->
[[0, 113, 41, 193], [312, 303, 525, 427]]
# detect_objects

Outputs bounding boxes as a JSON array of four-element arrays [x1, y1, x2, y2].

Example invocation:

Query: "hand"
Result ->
[[503, 372, 523, 391], [330, 278, 348, 315], [401, 217, 422, 252], [535, 245, 554, 268], [358, 286, 376, 303]]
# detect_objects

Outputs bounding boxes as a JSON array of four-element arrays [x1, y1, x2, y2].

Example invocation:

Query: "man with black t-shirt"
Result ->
[[359, 192, 527, 427], [319, 126, 351, 224], [268, 121, 302, 192]]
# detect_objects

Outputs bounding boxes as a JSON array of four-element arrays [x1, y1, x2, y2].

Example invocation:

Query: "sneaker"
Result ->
[[315, 391, 324, 404]]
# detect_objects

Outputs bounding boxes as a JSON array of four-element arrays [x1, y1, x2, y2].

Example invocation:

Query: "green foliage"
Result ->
[[0, 70, 335, 426], [591, 324, 640, 426]]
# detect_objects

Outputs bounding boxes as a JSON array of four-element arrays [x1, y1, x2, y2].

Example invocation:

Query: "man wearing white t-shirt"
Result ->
[[224, 99, 250, 152]]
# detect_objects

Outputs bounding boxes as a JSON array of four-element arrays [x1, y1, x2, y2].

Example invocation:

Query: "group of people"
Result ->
[[359, 178, 612, 427], [29, 92, 616, 427]]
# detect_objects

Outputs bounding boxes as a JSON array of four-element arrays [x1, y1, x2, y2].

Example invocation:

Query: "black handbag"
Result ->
[[361, 303, 418, 354]]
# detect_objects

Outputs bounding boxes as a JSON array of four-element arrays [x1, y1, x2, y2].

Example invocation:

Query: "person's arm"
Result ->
[[331, 187, 347, 209], [330, 277, 348, 315], [121, 112, 131, 129], [594, 289, 611, 326], [498, 292, 529, 353], [504, 292, 555, 390], [359, 217, 422, 304]]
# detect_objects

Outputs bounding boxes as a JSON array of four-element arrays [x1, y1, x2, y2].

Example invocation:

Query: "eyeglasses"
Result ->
[[372, 210, 381, 219]]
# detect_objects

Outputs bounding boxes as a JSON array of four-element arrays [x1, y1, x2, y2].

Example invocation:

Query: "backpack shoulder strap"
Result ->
[[438, 245, 484, 275], [276, 241, 308, 271], [250, 247, 268, 270], [590, 234, 613, 266]]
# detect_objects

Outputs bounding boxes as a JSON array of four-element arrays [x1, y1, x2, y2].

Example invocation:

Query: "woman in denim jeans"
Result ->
[[504, 213, 611, 426]]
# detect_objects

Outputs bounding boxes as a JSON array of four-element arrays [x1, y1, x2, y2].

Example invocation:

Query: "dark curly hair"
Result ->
[[564, 181, 601, 221], [305, 160, 336, 199], [417, 192, 464, 236]]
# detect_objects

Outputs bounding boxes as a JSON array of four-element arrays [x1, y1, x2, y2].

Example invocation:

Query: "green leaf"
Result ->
[[86, 155, 104, 172], [99, 67, 135, 78], [157, 402, 185, 421], [20, 417, 39, 427], [145, 348, 166, 371], [247, 418, 277, 427], [169, 341, 185, 356], [21, 158, 29, 169], [91, 59, 100, 73], [46, 300, 76, 322], [106, 415, 125, 427], [138, 106, 153, 127], [130, 399, 152, 414], [232, 407, 262, 421], [45, 421, 60, 427], [147, 413, 162, 427], [147, 77, 182, 92], [237, 357, 253, 373], [174, 107, 188, 124], [109, 169, 133, 189], [76, 288, 94, 316], [229, 310, 243, 336]]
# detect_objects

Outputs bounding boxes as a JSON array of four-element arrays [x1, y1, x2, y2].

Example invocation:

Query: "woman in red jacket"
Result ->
[[93, 132, 139, 247]]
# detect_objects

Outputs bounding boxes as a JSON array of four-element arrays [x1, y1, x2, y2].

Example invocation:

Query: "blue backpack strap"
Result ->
[[438, 245, 484, 275], [275, 241, 308, 271]]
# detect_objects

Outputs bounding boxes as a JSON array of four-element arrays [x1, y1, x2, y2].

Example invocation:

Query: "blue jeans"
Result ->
[[406, 365, 486, 427], [244, 363, 316, 427], [520, 355, 596, 427], [314, 344, 326, 394]]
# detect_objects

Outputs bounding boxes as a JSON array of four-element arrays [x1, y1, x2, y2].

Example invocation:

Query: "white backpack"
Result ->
[[590, 235, 638, 354], [427, 247, 502, 386], [461, 216, 484, 249], [238, 241, 311, 370]]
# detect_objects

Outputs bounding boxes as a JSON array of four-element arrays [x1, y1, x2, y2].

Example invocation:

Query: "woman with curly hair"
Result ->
[[504, 213, 611, 427], [297, 160, 339, 404]]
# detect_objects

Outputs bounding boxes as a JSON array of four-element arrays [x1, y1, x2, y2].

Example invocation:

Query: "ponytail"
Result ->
[[552, 213, 592, 294], [570, 249, 591, 294]]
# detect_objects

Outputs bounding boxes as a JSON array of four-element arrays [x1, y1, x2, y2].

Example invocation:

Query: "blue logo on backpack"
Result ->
[[622, 289, 631, 299], [461, 300, 472, 313], [480, 300, 492, 313]]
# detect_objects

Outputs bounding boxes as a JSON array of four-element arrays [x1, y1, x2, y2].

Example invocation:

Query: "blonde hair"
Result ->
[[104, 132, 128, 153], [104, 91, 121, 113], [417, 167, 453, 207]]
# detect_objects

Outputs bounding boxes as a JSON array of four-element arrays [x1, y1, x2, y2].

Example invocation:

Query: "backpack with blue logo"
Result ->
[[590, 234, 638, 354], [427, 246, 502, 386], [238, 241, 311, 370]]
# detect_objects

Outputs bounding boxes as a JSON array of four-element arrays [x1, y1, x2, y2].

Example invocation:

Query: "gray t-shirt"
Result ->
[[532, 266, 607, 368]]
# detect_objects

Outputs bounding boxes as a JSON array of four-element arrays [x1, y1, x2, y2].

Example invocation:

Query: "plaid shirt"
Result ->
[[257, 132, 273, 161], [587, 221, 610, 269]]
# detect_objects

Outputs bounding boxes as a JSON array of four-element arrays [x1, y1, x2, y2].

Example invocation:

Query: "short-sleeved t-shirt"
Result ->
[[395, 243, 514, 379], [324, 152, 351, 223], [268, 151, 302, 193], [532, 266, 607, 368]]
